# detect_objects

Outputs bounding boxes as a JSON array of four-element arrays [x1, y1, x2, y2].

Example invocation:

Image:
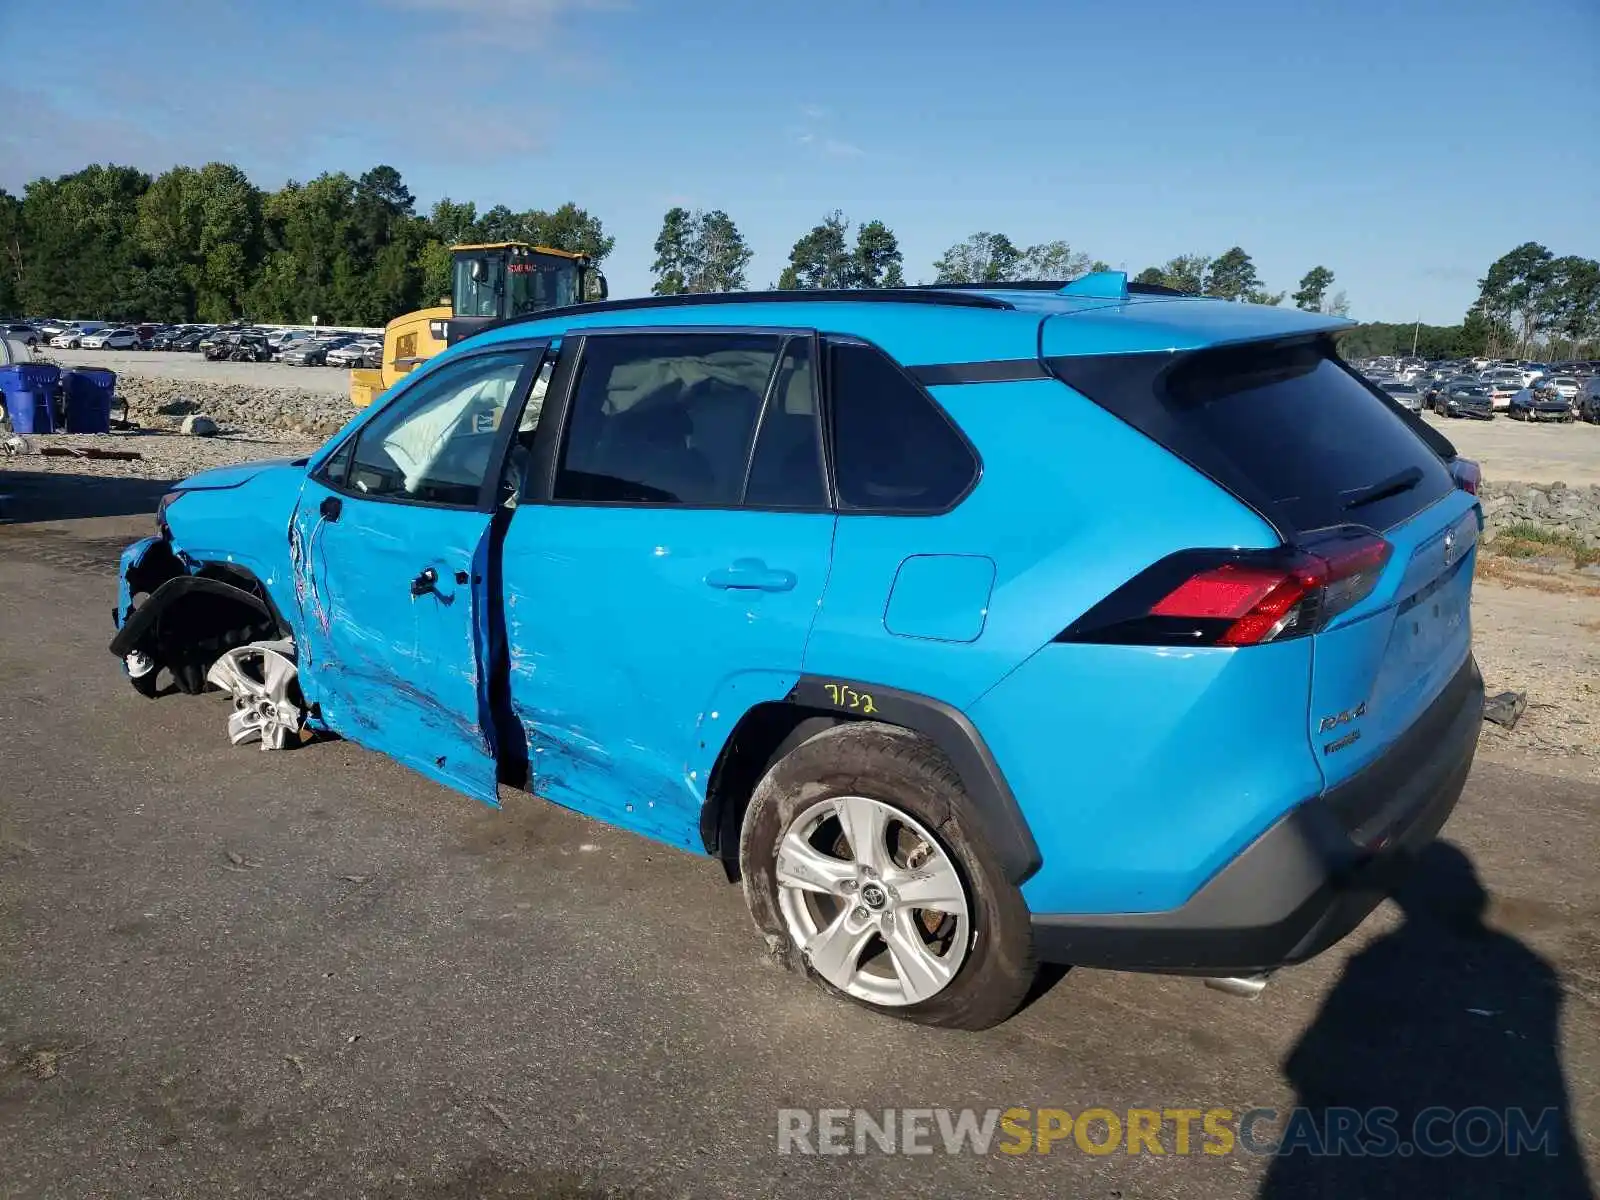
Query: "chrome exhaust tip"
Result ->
[[1202, 973, 1271, 999]]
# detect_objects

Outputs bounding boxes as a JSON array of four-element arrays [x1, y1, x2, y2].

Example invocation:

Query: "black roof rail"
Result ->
[[907, 279, 1194, 297], [478, 286, 1017, 338]]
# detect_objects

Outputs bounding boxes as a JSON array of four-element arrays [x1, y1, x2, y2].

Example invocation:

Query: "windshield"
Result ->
[[508, 255, 582, 315], [452, 250, 582, 320], [453, 254, 505, 318]]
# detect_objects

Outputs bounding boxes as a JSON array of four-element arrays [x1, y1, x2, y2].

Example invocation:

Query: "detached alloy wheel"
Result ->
[[740, 722, 1035, 1030], [205, 641, 305, 750]]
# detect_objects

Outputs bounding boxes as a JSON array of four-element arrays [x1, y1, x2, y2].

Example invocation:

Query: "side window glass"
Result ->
[[744, 338, 827, 508], [341, 350, 531, 506], [555, 332, 782, 506], [828, 340, 977, 512], [320, 439, 355, 488]]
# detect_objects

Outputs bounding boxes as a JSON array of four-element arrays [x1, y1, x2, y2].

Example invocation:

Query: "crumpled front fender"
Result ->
[[114, 536, 187, 630]]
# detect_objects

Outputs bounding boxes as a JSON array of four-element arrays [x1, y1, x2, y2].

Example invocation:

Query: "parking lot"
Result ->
[[1, 481, 1597, 1199], [1421, 410, 1600, 487]]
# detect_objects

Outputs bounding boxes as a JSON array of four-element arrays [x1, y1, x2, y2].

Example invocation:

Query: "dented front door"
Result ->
[[288, 344, 546, 804], [292, 477, 499, 801]]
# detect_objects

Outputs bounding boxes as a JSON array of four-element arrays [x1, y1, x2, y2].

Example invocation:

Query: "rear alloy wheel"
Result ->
[[775, 794, 971, 1008], [740, 722, 1035, 1029], [205, 640, 305, 750]]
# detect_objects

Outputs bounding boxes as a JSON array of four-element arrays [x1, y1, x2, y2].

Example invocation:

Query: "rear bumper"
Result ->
[[1030, 655, 1483, 974]]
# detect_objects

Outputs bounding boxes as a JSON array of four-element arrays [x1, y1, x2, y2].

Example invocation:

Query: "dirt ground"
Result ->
[[1471, 566, 1600, 781], [1421, 410, 1600, 487], [43, 348, 353, 397]]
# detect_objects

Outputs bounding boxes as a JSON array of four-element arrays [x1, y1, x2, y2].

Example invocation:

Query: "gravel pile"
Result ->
[[114, 374, 355, 439]]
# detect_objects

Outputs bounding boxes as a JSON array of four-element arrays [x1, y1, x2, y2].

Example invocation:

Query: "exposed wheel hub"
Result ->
[[204, 640, 303, 751]]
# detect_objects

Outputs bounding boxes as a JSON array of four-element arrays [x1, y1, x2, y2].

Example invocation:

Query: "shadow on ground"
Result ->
[[1259, 841, 1594, 1198], [0, 470, 173, 523]]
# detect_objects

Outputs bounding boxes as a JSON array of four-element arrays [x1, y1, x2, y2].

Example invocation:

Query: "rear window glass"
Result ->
[[1050, 338, 1454, 535]]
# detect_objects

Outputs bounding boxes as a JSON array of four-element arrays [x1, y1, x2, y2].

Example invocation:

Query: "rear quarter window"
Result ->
[[1049, 337, 1454, 536]]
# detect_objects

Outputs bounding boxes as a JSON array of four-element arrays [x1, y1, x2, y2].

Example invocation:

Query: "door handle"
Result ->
[[705, 560, 797, 592], [410, 566, 439, 597]]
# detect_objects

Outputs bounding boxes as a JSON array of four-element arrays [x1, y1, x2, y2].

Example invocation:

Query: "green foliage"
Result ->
[[1135, 255, 1209, 294], [650, 207, 753, 294], [777, 212, 904, 289], [650, 206, 693, 296], [5, 161, 610, 326], [781, 211, 854, 289], [1472, 243, 1599, 357], [1293, 265, 1335, 312], [0, 188, 23, 315], [1494, 523, 1599, 569], [852, 219, 903, 289], [1204, 247, 1259, 301], [932, 233, 1090, 284]]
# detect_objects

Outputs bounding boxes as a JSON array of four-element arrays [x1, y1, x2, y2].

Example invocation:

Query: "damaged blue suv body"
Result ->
[[111, 275, 1484, 1029]]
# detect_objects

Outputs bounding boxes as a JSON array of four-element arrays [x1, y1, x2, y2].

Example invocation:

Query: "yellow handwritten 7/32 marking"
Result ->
[[823, 683, 877, 714]]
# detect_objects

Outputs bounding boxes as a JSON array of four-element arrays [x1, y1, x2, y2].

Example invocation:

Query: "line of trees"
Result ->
[[5, 160, 1595, 361], [0, 162, 612, 325]]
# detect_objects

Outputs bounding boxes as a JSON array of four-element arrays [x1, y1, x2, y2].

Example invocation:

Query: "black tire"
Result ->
[[739, 721, 1036, 1030], [128, 664, 162, 698]]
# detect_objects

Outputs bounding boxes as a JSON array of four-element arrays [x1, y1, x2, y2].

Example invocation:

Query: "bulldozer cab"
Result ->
[[350, 242, 607, 408], [447, 243, 606, 344]]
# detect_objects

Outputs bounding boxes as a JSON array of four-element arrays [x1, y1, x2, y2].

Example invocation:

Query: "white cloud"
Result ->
[[792, 107, 866, 162]]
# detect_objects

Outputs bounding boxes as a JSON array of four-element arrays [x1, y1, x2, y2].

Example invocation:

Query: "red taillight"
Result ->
[[1142, 533, 1392, 647], [1451, 457, 1482, 496]]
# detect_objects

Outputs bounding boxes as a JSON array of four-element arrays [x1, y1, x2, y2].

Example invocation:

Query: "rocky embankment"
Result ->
[[1479, 481, 1600, 548]]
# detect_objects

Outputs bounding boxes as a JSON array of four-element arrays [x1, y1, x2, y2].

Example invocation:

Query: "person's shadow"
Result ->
[[1260, 841, 1593, 1198]]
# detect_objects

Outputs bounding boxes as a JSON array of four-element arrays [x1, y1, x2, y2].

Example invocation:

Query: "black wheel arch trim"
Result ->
[[108, 574, 278, 658], [784, 676, 1042, 884]]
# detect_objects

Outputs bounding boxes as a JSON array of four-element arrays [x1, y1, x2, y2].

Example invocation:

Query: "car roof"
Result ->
[[462, 281, 1352, 366]]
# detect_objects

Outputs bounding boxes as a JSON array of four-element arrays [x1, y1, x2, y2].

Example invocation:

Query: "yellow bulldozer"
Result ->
[[349, 242, 607, 407]]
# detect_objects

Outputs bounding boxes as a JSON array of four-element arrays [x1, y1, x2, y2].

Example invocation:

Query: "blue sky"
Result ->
[[2, 0, 1595, 323]]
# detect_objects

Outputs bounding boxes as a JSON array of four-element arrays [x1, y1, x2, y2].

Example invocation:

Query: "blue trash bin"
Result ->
[[62, 367, 117, 433], [0, 363, 62, 433]]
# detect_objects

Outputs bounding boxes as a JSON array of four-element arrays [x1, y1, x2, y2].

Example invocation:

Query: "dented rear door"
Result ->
[[290, 344, 547, 804]]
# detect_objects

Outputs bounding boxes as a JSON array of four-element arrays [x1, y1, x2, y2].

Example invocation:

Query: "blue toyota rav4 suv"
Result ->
[[111, 274, 1483, 1029]]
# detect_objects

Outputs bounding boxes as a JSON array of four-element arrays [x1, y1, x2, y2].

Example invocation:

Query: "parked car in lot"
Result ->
[[1484, 380, 1520, 411], [266, 329, 317, 355], [203, 331, 274, 362], [50, 324, 101, 347], [1509, 383, 1576, 422], [1434, 381, 1496, 419], [3, 322, 41, 347], [172, 327, 214, 351], [150, 325, 198, 350], [80, 327, 140, 350], [110, 280, 1485, 1029], [280, 336, 353, 366], [1578, 377, 1600, 424], [325, 339, 381, 368], [1378, 379, 1424, 411], [1544, 376, 1580, 402]]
